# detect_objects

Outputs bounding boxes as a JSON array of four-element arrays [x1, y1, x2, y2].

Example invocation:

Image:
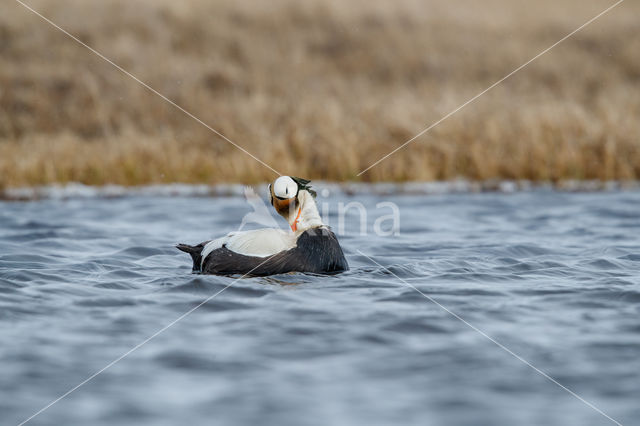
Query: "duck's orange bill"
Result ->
[[291, 207, 302, 232]]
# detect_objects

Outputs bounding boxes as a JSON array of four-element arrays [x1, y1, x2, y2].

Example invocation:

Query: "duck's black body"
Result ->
[[177, 227, 348, 276]]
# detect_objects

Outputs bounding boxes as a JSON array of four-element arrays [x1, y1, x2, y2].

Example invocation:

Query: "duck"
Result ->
[[176, 176, 349, 276]]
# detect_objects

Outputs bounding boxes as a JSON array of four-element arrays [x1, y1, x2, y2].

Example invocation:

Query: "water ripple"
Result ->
[[1, 191, 639, 425]]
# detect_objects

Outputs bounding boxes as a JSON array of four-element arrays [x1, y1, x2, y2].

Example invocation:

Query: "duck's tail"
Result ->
[[176, 243, 204, 272]]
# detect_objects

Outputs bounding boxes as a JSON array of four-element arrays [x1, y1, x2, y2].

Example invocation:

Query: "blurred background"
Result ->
[[1, 0, 638, 188]]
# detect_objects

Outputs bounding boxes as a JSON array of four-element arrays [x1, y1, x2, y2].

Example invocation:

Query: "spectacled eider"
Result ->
[[176, 176, 349, 276]]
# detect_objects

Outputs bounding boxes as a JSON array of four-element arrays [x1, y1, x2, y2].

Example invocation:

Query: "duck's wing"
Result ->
[[178, 229, 294, 273], [199, 228, 295, 268], [225, 228, 296, 257]]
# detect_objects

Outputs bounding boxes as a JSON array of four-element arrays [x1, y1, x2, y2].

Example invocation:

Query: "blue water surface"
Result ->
[[1, 189, 639, 426]]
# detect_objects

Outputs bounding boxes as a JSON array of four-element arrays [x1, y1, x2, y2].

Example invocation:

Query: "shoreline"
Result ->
[[2, 180, 639, 201]]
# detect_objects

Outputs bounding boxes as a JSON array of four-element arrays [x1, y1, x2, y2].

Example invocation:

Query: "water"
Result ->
[[1, 189, 639, 426]]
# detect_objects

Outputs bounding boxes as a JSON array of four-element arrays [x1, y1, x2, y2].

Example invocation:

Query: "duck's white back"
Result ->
[[200, 228, 296, 268]]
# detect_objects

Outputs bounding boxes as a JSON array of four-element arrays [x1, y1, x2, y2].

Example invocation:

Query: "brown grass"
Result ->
[[1, 0, 639, 188]]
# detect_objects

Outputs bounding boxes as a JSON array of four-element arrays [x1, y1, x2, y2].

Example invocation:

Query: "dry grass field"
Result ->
[[1, 0, 639, 187]]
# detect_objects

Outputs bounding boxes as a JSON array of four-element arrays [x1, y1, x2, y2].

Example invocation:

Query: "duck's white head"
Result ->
[[269, 176, 323, 233]]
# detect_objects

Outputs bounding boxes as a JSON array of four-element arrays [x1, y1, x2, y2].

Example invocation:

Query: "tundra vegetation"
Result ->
[[1, 0, 638, 188]]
